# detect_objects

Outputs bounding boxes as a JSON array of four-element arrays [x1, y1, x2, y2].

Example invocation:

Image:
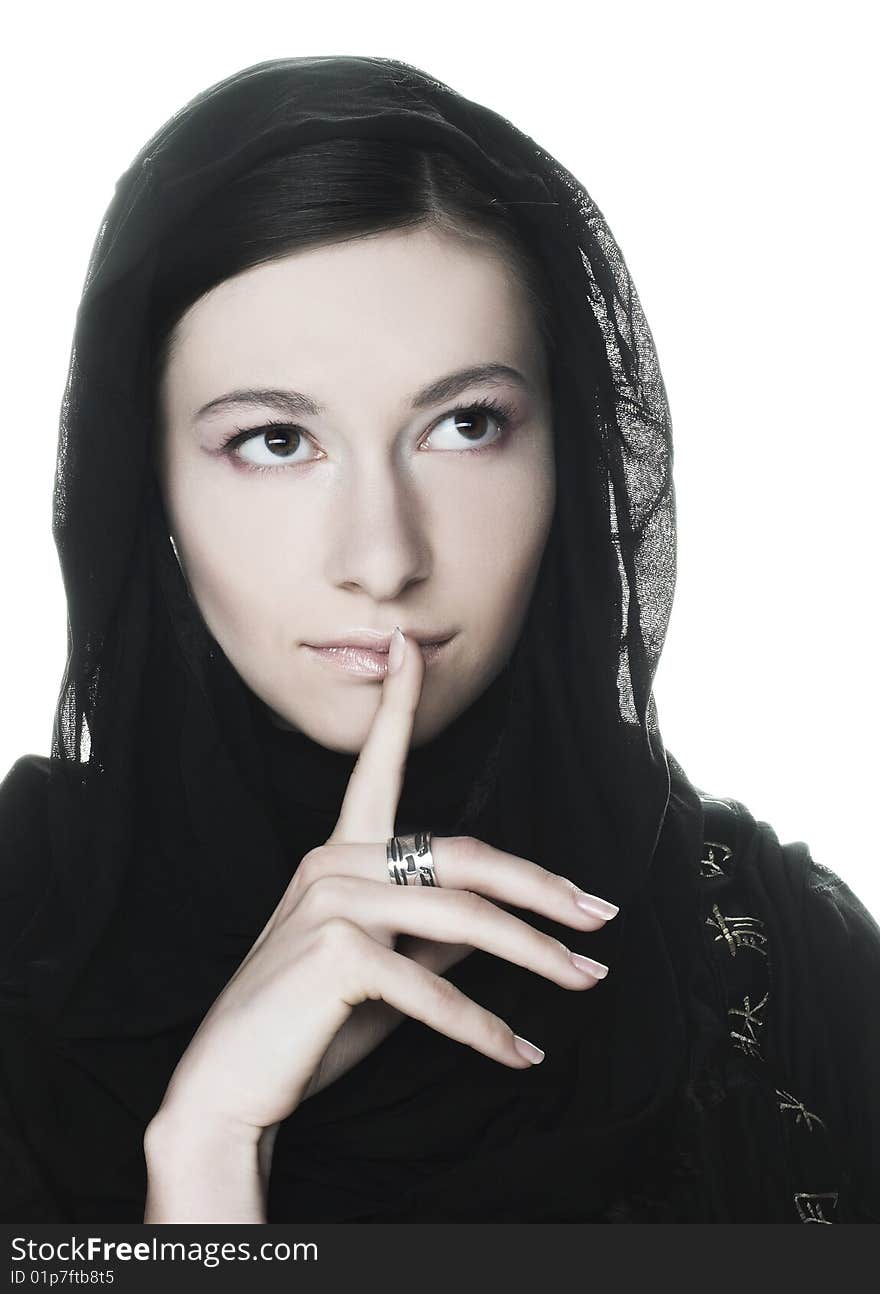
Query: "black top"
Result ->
[[1, 752, 878, 1223]]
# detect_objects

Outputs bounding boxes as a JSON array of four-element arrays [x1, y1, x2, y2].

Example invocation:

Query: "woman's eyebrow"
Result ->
[[192, 362, 530, 423]]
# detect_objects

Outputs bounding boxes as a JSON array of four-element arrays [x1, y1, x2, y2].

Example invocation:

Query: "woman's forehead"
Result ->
[[174, 227, 534, 339], [161, 229, 547, 420]]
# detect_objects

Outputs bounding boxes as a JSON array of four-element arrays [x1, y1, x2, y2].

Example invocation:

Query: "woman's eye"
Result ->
[[423, 403, 509, 451], [226, 423, 317, 471]]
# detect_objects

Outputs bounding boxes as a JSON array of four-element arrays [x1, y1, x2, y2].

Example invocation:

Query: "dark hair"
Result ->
[[147, 137, 557, 393]]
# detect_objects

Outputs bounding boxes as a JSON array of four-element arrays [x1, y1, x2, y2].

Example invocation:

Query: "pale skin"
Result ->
[[145, 226, 618, 1222], [155, 224, 556, 750]]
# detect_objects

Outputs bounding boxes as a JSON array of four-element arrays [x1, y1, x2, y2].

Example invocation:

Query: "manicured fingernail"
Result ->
[[388, 626, 405, 676], [574, 891, 619, 920], [513, 1034, 545, 1064], [570, 951, 609, 979]]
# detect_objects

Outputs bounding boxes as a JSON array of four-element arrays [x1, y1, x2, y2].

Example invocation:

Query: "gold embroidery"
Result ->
[[776, 1088, 827, 1133], [706, 905, 768, 958], [728, 990, 769, 1060], [794, 1192, 838, 1224], [700, 841, 732, 878]]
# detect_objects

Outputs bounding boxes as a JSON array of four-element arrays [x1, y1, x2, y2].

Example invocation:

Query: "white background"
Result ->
[[2, 1, 877, 918]]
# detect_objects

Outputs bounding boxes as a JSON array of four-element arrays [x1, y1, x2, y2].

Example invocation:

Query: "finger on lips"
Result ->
[[329, 626, 424, 844]]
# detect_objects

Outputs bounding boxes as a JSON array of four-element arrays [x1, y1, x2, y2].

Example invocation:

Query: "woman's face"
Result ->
[[156, 226, 555, 751]]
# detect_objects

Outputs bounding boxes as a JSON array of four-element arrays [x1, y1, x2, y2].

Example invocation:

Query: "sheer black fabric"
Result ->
[[1, 56, 878, 1222]]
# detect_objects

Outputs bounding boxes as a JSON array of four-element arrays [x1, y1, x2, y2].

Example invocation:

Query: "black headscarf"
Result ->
[[10, 56, 710, 1220]]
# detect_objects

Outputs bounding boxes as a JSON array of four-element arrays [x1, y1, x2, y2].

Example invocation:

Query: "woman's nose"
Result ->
[[325, 468, 432, 601]]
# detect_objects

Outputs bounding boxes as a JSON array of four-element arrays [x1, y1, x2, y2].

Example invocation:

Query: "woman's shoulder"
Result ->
[[0, 752, 51, 812], [0, 752, 52, 866], [695, 788, 880, 947], [693, 787, 880, 1221]]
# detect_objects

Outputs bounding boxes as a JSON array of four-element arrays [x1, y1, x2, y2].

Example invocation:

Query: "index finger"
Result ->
[[327, 626, 426, 844]]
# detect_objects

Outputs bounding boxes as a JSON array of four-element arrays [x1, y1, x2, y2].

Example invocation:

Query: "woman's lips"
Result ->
[[304, 638, 452, 678]]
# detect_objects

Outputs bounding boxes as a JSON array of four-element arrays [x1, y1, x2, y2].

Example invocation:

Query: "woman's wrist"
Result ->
[[143, 1107, 266, 1223]]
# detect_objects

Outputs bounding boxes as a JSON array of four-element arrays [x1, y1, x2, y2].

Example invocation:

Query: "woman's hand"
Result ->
[[143, 629, 616, 1219]]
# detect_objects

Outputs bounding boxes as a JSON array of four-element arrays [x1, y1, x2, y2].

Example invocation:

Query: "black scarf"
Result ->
[[6, 55, 717, 1221]]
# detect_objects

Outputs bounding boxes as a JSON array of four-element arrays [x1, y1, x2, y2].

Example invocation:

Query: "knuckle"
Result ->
[[449, 834, 481, 864], [549, 933, 570, 959], [313, 915, 361, 952], [557, 874, 581, 899], [528, 858, 559, 889], [491, 1015, 516, 1048], [296, 847, 324, 882], [446, 890, 496, 951], [429, 974, 463, 1012], [298, 874, 351, 920], [456, 889, 489, 922]]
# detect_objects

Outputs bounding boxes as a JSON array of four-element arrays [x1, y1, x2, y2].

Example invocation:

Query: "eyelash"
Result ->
[[218, 395, 517, 475]]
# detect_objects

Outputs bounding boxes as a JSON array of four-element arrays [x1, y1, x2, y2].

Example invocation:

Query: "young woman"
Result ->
[[1, 55, 878, 1224]]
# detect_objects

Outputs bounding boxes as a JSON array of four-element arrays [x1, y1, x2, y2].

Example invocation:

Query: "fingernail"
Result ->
[[569, 951, 609, 979], [574, 891, 619, 920], [388, 626, 405, 676], [513, 1034, 545, 1064]]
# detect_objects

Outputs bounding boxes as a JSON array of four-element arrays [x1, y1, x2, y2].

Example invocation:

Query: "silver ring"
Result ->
[[386, 831, 438, 886]]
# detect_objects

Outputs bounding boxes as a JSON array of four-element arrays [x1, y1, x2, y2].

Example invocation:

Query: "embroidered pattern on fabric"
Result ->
[[728, 991, 769, 1060], [706, 905, 768, 958], [699, 841, 731, 879], [793, 1192, 838, 1224], [777, 1089, 827, 1133], [697, 796, 842, 1224]]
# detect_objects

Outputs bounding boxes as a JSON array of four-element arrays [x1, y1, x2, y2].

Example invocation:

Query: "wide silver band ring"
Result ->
[[386, 830, 438, 887]]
